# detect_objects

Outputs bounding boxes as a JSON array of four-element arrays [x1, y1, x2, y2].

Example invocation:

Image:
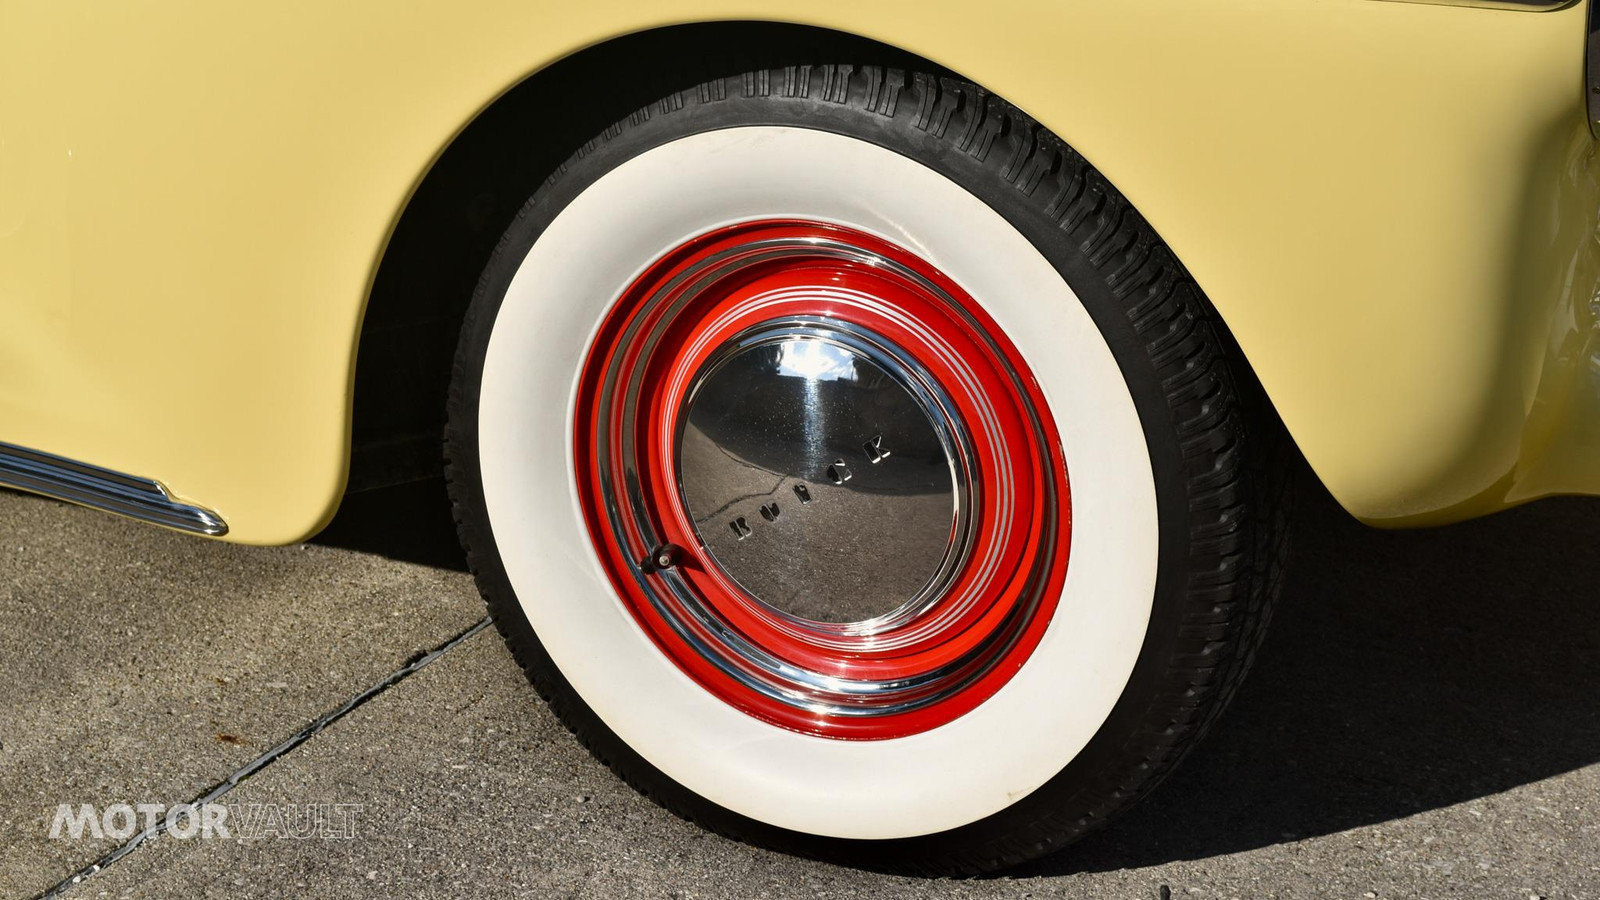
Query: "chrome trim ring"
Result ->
[[574, 219, 1071, 739]]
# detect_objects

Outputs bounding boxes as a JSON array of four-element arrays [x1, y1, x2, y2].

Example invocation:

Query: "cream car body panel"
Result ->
[[0, 0, 1594, 542]]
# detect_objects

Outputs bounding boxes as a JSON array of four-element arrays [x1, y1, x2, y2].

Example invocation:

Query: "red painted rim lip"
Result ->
[[574, 220, 1071, 739]]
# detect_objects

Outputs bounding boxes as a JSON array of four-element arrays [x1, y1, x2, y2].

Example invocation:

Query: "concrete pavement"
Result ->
[[3, 473, 1598, 899]]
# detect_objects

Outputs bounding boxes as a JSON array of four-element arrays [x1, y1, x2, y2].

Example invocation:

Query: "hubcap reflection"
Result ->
[[679, 324, 970, 627], [573, 220, 1071, 739]]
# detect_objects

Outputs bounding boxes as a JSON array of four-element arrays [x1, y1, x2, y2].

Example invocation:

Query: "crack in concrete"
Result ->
[[30, 616, 493, 900]]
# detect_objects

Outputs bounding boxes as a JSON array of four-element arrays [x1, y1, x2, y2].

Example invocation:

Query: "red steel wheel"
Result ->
[[574, 220, 1070, 739]]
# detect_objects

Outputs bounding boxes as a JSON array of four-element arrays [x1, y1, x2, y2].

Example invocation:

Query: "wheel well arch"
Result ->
[[349, 22, 940, 490], [347, 20, 1273, 496]]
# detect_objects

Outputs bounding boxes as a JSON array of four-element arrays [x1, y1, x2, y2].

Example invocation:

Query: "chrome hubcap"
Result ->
[[678, 321, 973, 628]]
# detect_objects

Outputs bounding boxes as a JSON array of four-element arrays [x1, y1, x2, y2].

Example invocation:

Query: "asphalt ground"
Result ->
[[1, 467, 1598, 899]]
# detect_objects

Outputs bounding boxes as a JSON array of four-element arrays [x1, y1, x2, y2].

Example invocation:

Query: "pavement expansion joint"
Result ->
[[29, 616, 494, 900]]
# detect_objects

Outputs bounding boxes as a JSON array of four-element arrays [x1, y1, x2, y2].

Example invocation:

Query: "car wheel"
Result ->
[[446, 64, 1290, 874]]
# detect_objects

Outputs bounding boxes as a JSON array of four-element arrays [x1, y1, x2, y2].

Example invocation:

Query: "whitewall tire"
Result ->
[[446, 64, 1290, 874]]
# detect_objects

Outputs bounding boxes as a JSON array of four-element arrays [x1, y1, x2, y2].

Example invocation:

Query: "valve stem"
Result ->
[[642, 543, 681, 573]]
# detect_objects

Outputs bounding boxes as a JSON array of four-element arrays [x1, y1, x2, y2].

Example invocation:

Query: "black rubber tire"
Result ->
[[446, 64, 1292, 875]]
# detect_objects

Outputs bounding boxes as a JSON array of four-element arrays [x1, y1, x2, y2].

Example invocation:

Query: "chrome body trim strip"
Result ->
[[0, 441, 228, 536], [1378, 0, 1577, 10]]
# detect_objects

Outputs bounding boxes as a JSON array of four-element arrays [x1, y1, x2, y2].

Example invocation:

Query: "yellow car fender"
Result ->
[[0, 0, 1593, 542]]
